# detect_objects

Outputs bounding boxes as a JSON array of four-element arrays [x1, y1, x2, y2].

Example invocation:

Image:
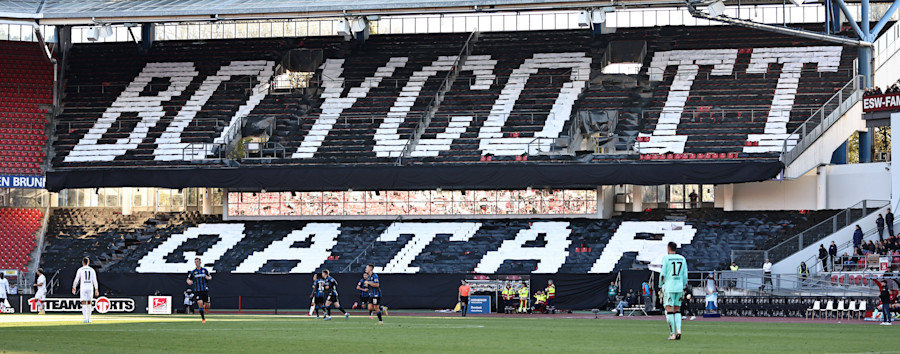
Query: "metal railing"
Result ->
[[56, 118, 226, 132], [67, 81, 257, 95], [638, 107, 826, 123], [182, 142, 226, 161], [780, 75, 866, 165], [801, 219, 899, 273], [242, 142, 286, 159], [341, 215, 403, 273], [524, 137, 569, 155], [698, 270, 878, 297], [398, 30, 479, 163], [315, 72, 574, 92], [731, 200, 888, 268]]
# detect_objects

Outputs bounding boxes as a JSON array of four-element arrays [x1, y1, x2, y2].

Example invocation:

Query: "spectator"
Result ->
[[183, 289, 195, 314], [682, 284, 696, 321], [615, 289, 635, 316], [688, 191, 699, 208], [840, 252, 854, 271], [607, 281, 618, 310], [798, 261, 810, 283], [828, 241, 837, 270], [853, 225, 864, 250], [877, 214, 885, 241], [729, 262, 739, 271], [761, 259, 773, 291], [641, 281, 652, 311], [818, 244, 829, 272], [866, 240, 876, 253], [887, 208, 895, 237], [875, 276, 893, 326]]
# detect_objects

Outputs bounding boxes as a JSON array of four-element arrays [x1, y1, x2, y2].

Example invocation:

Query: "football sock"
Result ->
[[674, 311, 682, 333], [337, 306, 346, 314], [376, 310, 382, 321], [309, 305, 315, 315], [86, 304, 93, 322], [81, 304, 88, 321], [665, 312, 674, 334], [200, 307, 206, 320], [326, 307, 331, 316]]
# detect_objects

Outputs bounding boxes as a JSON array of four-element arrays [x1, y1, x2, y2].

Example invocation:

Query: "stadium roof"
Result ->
[[0, 0, 669, 24], [3, 0, 861, 25]]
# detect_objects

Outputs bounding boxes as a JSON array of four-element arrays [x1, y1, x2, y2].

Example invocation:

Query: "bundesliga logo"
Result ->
[[152, 297, 168, 311], [28, 297, 136, 313]]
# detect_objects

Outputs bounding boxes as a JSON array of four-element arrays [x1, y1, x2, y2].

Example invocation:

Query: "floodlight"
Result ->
[[578, 10, 591, 27], [337, 19, 352, 37], [86, 27, 101, 41], [707, 1, 726, 17]]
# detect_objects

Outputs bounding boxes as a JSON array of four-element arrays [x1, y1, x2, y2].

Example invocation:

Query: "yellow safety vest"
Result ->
[[546, 284, 556, 297], [518, 288, 529, 299], [502, 288, 514, 299]]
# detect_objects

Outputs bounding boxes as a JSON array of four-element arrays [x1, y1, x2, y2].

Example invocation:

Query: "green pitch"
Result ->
[[0, 313, 895, 353]]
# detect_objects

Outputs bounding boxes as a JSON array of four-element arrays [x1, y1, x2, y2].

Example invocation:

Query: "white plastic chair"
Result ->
[[806, 300, 821, 319], [844, 300, 857, 320], [822, 300, 834, 319], [835, 300, 846, 320], [857, 301, 867, 320]]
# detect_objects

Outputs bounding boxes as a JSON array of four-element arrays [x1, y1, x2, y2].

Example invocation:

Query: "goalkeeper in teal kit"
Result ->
[[660, 242, 688, 341]]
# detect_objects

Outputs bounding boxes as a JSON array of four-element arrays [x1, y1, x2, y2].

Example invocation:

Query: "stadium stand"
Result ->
[[51, 38, 314, 168], [0, 208, 43, 272], [39, 208, 835, 274], [47, 26, 855, 171], [0, 40, 52, 175]]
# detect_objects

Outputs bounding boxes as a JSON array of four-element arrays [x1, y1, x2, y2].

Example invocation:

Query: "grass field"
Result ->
[[0, 312, 896, 353]]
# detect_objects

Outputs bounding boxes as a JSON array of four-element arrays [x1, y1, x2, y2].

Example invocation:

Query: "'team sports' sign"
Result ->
[[28, 297, 135, 313], [863, 93, 900, 112], [0, 175, 45, 189]]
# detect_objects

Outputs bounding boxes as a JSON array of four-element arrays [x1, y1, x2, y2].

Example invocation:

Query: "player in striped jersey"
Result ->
[[364, 264, 384, 325], [321, 269, 348, 320], [186, 258, 212, 323], [660, 242, 688, 340], [72, 257, 99, 323]]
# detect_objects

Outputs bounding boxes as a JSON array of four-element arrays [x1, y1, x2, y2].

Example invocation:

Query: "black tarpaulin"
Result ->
[[46, 161, 783, 192]]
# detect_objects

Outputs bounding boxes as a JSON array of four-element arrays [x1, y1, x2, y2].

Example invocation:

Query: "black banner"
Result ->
[[54, 271, 651, 310], [46, 161, 783, 192]]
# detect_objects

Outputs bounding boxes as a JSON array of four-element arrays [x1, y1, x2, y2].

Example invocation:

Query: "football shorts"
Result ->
[[664, 292, 683, 307], [80, 288, 94, 301]]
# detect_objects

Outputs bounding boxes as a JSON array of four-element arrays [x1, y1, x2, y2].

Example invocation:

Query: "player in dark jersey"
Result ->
[[354, 273, 370, 316], [186, 258, 212, 323], [364, 264, 384, 325], [309, 273, 321, 318], [313, 273, 327, 318], [321, 270, 348, 320]]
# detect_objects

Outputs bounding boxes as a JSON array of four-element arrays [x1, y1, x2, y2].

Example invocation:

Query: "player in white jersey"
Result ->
[[0, 273, 10, 313], [34, 268, 46, 314], [72, 257, 99, 323]]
